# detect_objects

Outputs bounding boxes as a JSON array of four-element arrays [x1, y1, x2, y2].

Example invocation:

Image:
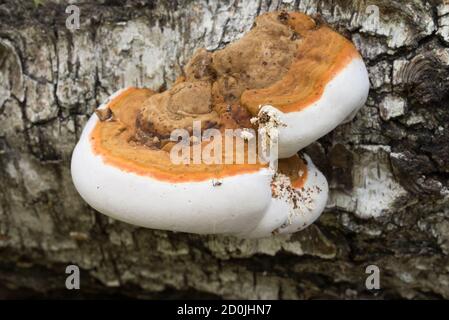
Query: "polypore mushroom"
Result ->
[[71, 12, 369, 238]]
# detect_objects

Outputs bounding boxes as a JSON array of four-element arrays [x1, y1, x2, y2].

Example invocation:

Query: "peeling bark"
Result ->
[[0, 0, 449, 299]]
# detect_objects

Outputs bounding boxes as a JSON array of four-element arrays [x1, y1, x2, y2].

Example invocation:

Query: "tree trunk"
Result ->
[[0, 0, 448, 299]]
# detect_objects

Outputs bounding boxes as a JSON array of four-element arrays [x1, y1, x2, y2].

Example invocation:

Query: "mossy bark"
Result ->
[[0, 0, 448, 299]]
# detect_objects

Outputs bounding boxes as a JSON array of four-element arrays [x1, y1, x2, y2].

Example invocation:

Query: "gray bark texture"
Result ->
[[1, 0, 449, 299]]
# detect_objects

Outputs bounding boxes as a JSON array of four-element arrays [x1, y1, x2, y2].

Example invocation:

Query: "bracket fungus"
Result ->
[[71, 12, 369, 238]]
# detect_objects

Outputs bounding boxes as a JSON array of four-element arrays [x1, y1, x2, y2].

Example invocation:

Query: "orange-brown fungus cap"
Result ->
[[90, 88, 266, 182]]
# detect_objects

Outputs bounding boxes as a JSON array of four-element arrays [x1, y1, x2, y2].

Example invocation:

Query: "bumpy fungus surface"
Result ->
[[91, 87, 268, 182], [91, 12, 360, 183]]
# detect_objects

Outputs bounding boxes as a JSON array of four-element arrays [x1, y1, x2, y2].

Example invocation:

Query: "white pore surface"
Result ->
[[261, 57, 370, 158], [246, 155, 328, 238], [71, 98, 274, 235]]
